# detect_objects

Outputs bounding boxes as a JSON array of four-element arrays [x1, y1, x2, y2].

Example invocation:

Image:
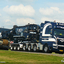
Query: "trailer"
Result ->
[[10, 21, 64, 53], [10, 24, 40, 50]]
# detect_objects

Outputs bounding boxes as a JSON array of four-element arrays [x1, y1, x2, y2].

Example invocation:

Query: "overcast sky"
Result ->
[[0, 0, 64, 28]]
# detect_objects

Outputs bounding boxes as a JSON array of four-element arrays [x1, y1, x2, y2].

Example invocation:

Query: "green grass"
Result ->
[[0, 50, 63, 64]]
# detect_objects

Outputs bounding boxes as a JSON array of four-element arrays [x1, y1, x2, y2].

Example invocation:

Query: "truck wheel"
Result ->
[[10, 47, 13, 51], [43, 45, 49, 53], [28, 46, 31, 51], [14, 47, 16, 50], [17, 47, 20, 51], [23, 45, 26, 51], [33, 45, 37, 52]]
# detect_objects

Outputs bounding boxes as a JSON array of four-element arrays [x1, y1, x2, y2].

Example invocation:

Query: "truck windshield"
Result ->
[[54, 29, 64, 36]]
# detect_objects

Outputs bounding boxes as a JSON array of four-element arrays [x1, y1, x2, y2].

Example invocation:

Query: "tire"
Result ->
[[43, 44, 49, 53], [10, 47, 13, 51], [23, 45, 26, 51], [14, 47, 16, 50], [33, 45, 37, 52], [28, 46, 31, 51], [17, 47, 20, 51]]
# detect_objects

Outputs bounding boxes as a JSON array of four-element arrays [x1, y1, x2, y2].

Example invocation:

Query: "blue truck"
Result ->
[[10, 21, 64, 53]]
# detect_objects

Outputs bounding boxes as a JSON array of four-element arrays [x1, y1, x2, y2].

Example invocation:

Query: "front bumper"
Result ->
[[52, 44, 64, 52], [53, 49, 64, 52]]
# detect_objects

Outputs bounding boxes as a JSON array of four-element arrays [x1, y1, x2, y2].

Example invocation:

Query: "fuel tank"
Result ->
[[0, 39, 9, 45]]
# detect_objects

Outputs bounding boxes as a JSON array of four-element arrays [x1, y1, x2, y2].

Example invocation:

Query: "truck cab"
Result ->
[[40, 21, 64, 53]]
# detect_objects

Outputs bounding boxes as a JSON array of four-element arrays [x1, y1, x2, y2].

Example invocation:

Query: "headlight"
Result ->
[[53, 43, 58, 49], [53, 44, 57, 46]]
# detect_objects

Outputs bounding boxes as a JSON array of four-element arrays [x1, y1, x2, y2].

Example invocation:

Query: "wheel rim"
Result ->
[[11, 47, 13, 50], [14, 47, 16, 50], [33, 46, 37, 51], [28, 46, 31, 51], [17, 47, 20, 50], [44, 46, 48, 52]]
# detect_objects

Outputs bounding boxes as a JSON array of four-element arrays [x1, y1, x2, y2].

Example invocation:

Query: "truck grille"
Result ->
[[57, 39, 64, 45]]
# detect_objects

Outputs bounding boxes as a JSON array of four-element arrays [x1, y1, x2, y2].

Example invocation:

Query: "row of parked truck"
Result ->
[[0, 21, 64, 53]]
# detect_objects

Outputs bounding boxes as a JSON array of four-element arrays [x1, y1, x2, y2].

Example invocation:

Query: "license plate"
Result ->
[[60, 50, 63, 52]]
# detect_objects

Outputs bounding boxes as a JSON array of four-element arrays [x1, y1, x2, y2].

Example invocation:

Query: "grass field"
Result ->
[[0, 50, 64, 64]]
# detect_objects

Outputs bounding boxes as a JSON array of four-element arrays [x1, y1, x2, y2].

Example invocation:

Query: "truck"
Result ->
[[10, 21, 64, 53]]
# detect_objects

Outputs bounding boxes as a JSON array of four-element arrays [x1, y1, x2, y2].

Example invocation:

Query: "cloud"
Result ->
[[41, 17, 53, 22], [41, 17, 64, 23], [16, 18, 35, 25], [21, 0, 34, 1], [5, 19, 11, 22], [3, 4, 35, 16], [5, 19, 15, 26], [4, 18, 35, 28], [39, 7, 64, 23], [6, 0, 34, 2], [39, 7, 62, 15], [0, 14, 1, 16]]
